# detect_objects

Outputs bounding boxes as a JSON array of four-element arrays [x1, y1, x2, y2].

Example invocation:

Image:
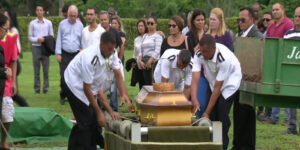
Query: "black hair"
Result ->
[[0, 14, 8, 27], [6, 9, 19, 30], [179, 50, 191, 65], [240, 7, 255, 19], [36, 4, 44, 10], [257, 19, 266, 33], [199, 34, 216, 49], [62, 4, 70, 13], [190, 9, 206, 46], [77, 13, 86, 27], [88, 7, 97, 14], [263, 11, 272, 17], [101, 31, 116, 44], [148, 12, 158, 23]]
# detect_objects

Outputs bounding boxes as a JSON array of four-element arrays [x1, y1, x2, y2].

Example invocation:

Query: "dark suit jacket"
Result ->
[[41, 36, 56, 56], [238, 25, 264, 38]]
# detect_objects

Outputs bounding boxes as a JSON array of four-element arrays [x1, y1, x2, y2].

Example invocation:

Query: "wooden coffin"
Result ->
[[136, 83, 192, 126]]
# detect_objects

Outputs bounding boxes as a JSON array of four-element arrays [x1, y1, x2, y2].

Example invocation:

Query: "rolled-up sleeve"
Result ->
[[192, 52, 202, 72], [110, 52, 120, 70]]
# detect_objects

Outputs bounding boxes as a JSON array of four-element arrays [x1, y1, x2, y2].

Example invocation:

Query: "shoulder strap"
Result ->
[[184, 36, 189, 50]]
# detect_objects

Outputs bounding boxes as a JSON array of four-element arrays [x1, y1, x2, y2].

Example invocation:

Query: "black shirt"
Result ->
[[119, 32, 126, 39], [160, 38, 187, 56], [109, 27, 123, 49]]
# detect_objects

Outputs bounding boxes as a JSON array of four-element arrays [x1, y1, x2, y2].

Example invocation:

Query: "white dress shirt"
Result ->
[[192, 43, 242, 99], [64, 44, 120, 105], [154, 49, 192, 91]]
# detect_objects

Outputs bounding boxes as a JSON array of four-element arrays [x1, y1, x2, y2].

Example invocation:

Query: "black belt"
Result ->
[[62, 49, 79, 56]]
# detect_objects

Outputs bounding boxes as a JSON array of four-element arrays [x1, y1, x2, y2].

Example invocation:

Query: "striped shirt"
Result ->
[[139, 32, 163, 59], [284, 28, 300, 39]]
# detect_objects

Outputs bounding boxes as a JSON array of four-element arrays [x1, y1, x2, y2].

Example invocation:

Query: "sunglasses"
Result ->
[[147, 22, 155, 26], [169, 24, 177, 28], [263, 18, 271, 22], [237, 18, 246, 23]]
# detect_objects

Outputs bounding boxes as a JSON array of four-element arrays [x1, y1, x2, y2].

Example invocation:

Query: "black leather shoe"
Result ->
[[284, 130, 298, 135], [60, 98, 66, 105]]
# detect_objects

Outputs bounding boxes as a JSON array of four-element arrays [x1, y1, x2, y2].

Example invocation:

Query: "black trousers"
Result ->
[[207, 89, 235, 150], [232, 91, 256, 150], [62, 78, 104, 150], [142, 69, 152, 86], [13, 60, 29, 107], [59, 50, 78, 99], [130, 67, 145, 90]]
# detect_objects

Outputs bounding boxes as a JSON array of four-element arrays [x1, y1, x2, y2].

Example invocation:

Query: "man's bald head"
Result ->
[[294, 7, 300, 28]]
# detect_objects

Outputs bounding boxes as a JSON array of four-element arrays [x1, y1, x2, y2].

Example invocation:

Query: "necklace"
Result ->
[[171, 35, 181, 42]]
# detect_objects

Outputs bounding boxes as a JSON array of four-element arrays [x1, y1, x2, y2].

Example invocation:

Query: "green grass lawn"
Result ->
[[17, 50, 300, 149]]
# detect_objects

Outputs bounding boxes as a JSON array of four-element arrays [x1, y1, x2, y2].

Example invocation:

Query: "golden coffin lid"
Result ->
[[135, 84, 192, 126], [136, 85, 192, 107]]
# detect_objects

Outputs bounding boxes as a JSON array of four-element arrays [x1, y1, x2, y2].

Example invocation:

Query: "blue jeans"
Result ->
[[270, 107, 290, 124], [195, 76, 209, 119], [109, 81, 118, 112]]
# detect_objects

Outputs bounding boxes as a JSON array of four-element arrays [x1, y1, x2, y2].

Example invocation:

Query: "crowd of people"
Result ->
[[0, 1, 299, 150]]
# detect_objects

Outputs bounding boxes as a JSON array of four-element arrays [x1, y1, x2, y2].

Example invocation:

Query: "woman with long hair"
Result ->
[[207, 8, 234, 51], [186, 9, 206, 55], [111, 15, 126, 63]]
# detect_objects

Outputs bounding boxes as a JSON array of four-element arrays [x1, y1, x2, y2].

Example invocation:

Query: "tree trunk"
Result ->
[[59, 0, 64, 16]]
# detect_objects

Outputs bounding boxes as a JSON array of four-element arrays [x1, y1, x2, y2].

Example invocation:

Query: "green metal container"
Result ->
[[105, 131, 222, 150], [235, 37, 300, 108]]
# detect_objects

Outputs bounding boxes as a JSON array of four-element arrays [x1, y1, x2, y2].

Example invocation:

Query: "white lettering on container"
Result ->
[[287, 46, 300, 59]]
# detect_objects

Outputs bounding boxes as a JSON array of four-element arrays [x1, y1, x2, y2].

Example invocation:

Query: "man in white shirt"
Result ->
[[191, 35, 242, 150], [154, 49, 192, 98], [63, 31, 133, 150], [81, 7, 105, 49]]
